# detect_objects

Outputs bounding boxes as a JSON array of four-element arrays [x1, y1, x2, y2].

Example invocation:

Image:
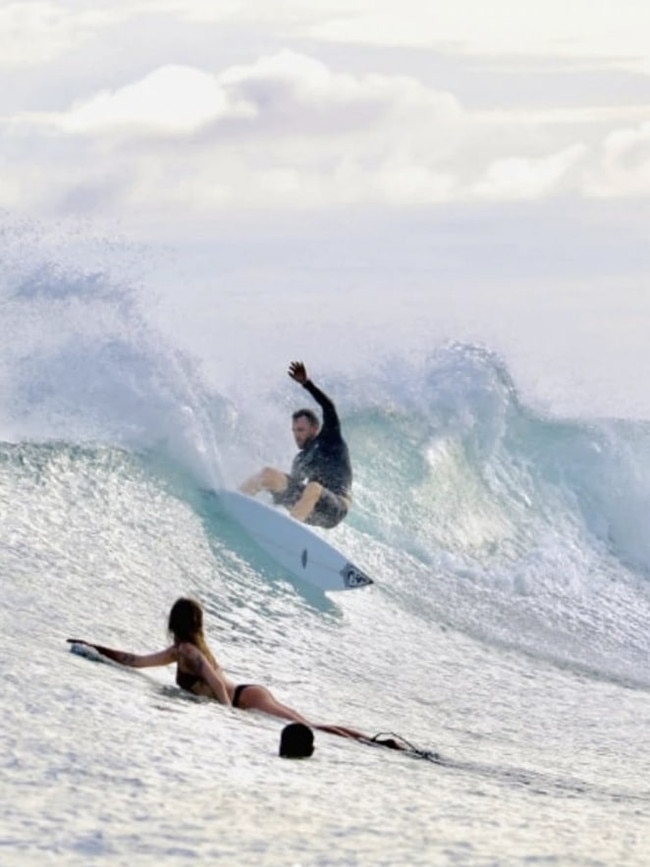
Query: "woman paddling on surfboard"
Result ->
[[68, 597, 393, 746]]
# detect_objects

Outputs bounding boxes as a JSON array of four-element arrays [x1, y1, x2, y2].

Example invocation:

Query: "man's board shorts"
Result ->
[[273, 476, 349, 529]]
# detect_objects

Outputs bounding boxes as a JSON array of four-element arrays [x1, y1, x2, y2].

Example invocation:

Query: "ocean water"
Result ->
[[2, 230, 650, 866]]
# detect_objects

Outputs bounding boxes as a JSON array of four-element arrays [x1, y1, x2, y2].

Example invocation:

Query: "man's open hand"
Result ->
[[288, 361, 308, 384]]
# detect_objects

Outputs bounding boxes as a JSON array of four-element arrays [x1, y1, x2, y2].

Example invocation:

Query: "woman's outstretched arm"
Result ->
[[67, 639, 177, 668]]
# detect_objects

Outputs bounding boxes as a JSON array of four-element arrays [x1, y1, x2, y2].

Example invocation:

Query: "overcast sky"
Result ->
[[2, 1, 650, 417], [2, 0, 649, 235]]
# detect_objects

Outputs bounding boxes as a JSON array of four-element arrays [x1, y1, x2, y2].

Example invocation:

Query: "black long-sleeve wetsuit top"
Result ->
[[290, 380, 352, 498]]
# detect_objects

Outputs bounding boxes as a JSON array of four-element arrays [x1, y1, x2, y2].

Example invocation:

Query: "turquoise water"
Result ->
[[2, 247, 650, 865]]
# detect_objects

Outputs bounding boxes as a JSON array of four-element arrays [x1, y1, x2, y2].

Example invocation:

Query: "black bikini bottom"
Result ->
[[233, 683, 254, 708]]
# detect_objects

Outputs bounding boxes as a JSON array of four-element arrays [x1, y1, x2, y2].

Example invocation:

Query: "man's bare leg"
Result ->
[[289, 481, 323, 522], [240, 467, 289, 496]]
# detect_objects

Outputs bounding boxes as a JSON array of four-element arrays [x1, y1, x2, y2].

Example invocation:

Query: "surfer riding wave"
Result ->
[[240, 361, 352, 529]]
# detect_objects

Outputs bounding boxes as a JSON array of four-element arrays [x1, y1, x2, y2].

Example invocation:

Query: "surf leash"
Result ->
[[367, 731, 443, 764]]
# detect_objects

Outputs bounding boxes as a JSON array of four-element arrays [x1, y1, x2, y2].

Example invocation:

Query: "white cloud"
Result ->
[[0, 0, 248, 69], [586, 122, 650, 197], [140, 0, 250, 23], [474, 145, 589, 201], [11, 49, 463, 142], [2, 51, 650, 228], [0, 2, 120, 66], [296, 0, 650, 69], [6, 0, 649, 71], [217, 51, 462, 138], [62, 65, 255, 133]]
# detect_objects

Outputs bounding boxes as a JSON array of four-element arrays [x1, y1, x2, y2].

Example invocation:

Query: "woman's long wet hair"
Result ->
[[168, 597, 217, 667]]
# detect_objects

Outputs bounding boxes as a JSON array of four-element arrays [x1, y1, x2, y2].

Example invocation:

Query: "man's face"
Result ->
[[292, 416, 319, 449]]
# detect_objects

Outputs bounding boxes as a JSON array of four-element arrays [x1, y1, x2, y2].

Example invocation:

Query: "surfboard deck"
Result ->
[[218, 490, 374, 592]]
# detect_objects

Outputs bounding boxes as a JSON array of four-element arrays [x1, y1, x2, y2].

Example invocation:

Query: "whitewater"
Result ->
[[2, 229, 650, 866]]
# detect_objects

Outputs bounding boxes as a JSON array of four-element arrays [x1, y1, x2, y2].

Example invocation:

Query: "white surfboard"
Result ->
[[218, 490, 374, 592]]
